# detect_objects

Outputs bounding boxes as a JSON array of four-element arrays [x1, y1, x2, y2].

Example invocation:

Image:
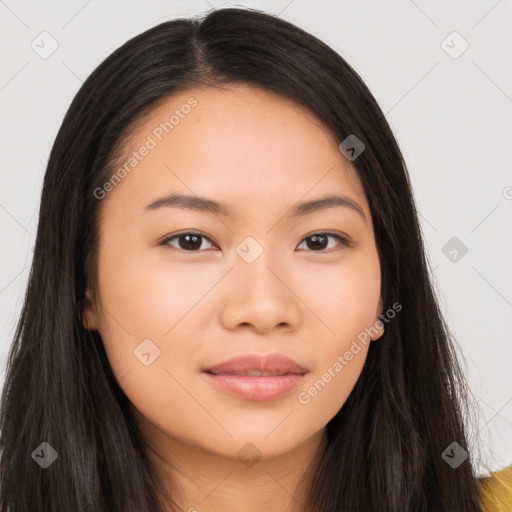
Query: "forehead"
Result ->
[[102, 84, 370, 222]]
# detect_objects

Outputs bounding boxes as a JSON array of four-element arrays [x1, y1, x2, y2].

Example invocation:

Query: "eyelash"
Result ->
[[159, 231, 352, 253]]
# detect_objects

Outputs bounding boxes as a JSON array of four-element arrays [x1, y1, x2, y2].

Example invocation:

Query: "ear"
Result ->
[[82, 288, 99, 330], [371, 297, 385, 341]]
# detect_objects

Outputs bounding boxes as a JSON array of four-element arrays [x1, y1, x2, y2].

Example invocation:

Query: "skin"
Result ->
[[83, 84, 384, 512]]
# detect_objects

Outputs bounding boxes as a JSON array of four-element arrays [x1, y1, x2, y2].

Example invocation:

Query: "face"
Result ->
[[83, 84, 383, 463]]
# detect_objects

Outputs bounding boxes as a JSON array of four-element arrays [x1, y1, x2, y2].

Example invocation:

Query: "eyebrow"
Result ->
[[145, 193, 366, 222]]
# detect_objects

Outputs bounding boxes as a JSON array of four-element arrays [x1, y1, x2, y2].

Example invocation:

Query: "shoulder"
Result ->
[[479, 465, 512, 512]]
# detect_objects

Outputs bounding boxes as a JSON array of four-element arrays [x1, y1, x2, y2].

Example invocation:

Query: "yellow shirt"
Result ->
[[480, 466, 512, 512]]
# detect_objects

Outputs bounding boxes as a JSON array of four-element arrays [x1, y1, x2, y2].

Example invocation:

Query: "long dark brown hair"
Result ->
[[0, 7, 486, 511]]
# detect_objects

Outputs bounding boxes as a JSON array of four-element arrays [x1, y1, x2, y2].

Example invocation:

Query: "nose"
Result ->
[[219, 254, 301, 335]]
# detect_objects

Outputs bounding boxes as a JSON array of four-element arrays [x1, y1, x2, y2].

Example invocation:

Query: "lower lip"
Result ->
[[203, 372, 306, 401]]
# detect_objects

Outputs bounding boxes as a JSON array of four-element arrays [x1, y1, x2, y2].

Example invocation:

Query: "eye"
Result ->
[[296, 232, 350, 252], [160, 231, 350, 253], [160, 231, 217, 252]]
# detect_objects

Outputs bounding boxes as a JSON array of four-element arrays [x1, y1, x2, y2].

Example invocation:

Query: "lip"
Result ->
[[202, 353, 308, 402], [203, 353, 308, 375]]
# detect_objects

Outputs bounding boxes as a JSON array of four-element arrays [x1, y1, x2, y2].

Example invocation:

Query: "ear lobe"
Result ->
[[82, 288, 99, 330], [372, 297, 385, 341], [371, 322, 385, 341]]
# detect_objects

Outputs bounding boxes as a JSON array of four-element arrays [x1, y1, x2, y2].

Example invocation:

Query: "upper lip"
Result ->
[[203, 353, 308, 375]]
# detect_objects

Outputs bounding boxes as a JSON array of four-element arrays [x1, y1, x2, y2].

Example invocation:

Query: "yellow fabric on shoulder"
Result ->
[[480, 465, 512, 512]]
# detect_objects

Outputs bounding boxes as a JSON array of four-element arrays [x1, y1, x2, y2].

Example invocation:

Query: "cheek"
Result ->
[[298, 247, 381, 341], [93, 239, 209, 441], [93, 234, 204, 388], [292, 248, 380, 415], [96, 231, 218, 341], [293, 342, 368, 439]]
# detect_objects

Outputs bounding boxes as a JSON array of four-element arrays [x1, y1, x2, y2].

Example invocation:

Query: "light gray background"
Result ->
[[1, 0, 511, 476]]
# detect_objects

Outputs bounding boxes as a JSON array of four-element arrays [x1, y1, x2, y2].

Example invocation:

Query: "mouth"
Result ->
[[206, 370, 302, 377], [201, 353, 308, 401]]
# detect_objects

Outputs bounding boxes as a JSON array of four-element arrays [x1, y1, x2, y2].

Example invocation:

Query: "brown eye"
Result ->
[[161, 232, 216, 251], [297, 233, 349, 252]]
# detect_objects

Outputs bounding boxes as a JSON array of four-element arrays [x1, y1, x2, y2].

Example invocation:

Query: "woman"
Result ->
[[1, 7, 510, 512]]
